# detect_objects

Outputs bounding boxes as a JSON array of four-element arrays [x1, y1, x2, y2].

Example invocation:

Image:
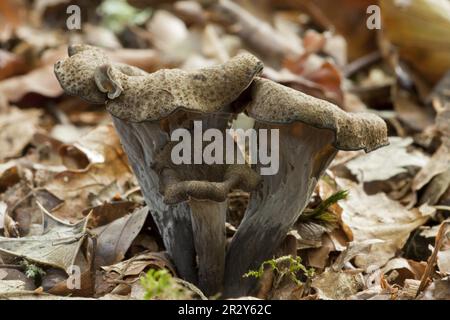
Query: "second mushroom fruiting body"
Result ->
[[224, 78, 388, 297], [54, 45, 388, 297]]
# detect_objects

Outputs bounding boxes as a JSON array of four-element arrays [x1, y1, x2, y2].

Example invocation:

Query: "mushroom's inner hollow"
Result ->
[[153, 111, 261, 204]]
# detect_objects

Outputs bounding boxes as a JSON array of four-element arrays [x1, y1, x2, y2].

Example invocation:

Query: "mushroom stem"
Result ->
[[189, 199, 227, 296], [111, 117, 197, 283]]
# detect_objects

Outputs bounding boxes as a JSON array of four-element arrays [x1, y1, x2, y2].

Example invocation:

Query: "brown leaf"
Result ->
[[44, 125, 133, 222], [346, 137, 429, 183], [337, 178, 431, 269], [101, 251, 176, 280], [417, 220, 450, 295], [283, 55, 343, 105], [413, 144, 450, 192], [380, 0, 450, 84], [0, 65, 63, 102], [0, 161, 20, 192], [90, 205, 148, 267], [382, 258, 427, 286], [0, 107, 41, 161], [0, 50, 27, 81]]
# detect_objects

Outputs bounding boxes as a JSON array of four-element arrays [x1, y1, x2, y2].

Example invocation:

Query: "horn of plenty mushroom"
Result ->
[[54, 45, 263, 294], [223, 78, 388, 297], [54, 45, 388, 297]]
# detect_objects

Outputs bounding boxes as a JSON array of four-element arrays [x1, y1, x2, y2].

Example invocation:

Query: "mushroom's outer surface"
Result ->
[[224, 124, 337, 297], [105, 53, 263, 122], [54, 46, 389, 297], [223, 78, 389, 297], [54, 44, 263, 122], [247, 78, 389, 152], [151, 114, 261, 295], [188, 199, 227, 296], [111, 118, 198, 283], [54, 45, 109, 104], [53, 45, 265, 293], [154, 139, 261, 205]]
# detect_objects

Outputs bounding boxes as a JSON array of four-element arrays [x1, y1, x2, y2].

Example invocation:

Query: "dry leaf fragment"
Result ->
[[382, 258, 426, 286], [91, 206, 149, 267], [332, 239, 385, 272], [337, 178, 431, 269], [420, 277, 450, 300], [0, 50, 27, 81], [413, 144, 450, 192], [437, 249, 450, 275], [44, 125, 133, 222], [0, 203, 90, 271], [0, 65, 63, 102], [0, 280, 27, 294], [0, 107, 41, 161], [214, 0, 302, 62], [345, 137, 429, 183], [381, 0, 450, 84], [0, 161, 20, 192], [147, 10, 189, 54], [312, 268, 365, 300], [101, 251, 176, 280]]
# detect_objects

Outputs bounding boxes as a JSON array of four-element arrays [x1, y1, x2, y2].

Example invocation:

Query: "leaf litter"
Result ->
[[0, 0, 449, 300]]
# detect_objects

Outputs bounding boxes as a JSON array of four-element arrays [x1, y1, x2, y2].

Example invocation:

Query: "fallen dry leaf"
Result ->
[[380, 0, 450, 84], [312, 268, 365, 300], [382, 258, 426, 286], [0, 161, 20, 192], [336, 178, 431, 269], [101, 250, 176, 286], [437, 249, 450, 275], [0, 202, 90, 271], [0, 107, 41, 161], [0, 65, 63, 102], [345, 137, 429, 183], [91, 205, 148, 267], [0, 50, 28, 80], [0, 280, 28, 294], [421, 277, 450, 300], [44, 125, 133, 221], [413, 144, 450, 192]]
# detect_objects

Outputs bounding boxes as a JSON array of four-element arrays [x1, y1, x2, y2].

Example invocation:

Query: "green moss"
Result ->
[[140, 269, 191, 300], [244, 255, 315, 286], [98, 0, 152, 33]]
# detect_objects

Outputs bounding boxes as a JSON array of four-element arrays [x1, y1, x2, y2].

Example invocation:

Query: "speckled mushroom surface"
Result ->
[[105, 53, 263, 122], [54, 44, 263, 121], [54, 45, 109, 104], [247, 78, 389, 152]]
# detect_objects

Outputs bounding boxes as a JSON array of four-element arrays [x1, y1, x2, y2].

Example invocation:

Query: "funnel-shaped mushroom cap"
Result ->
[[54, 44, 263, 122], [247, 78, 389, 152], [104, 53, 263, 122]]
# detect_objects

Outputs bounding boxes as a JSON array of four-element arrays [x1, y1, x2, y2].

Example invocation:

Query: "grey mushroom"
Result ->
[[54, 45, 263, 294], [223, 77, 389, 297]]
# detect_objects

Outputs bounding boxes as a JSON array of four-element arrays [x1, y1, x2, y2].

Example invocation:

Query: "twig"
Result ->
[[416, 220, 450, 298], [343, 51, 382, 78], [175, 278, 208, 300], [0, 264, 23, 269], [434, 205, 450, 212]]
